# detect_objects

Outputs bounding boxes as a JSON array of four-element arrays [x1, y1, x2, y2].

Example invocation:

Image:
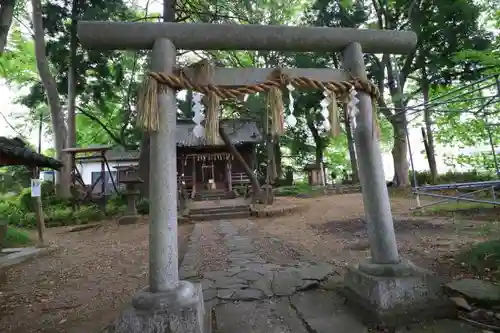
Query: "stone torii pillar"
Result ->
[[340, 42, 453, 325], [77, 21, 448, 331]]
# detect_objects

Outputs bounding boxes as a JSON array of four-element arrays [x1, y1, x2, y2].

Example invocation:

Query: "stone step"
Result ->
[[190, 210, 251, 221], [190, 205, 250, 215], [194, 192, 236, 201]]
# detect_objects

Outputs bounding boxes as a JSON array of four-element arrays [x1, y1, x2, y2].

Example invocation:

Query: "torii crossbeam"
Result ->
[[78, 22, 416, 53]]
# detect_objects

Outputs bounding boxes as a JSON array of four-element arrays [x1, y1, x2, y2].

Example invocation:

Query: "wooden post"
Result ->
[[219, 126, 261, 200], [100, 150, 106, 211], [227, 159, 232, 191], [32, 167, 45, 246], [191, 156, 196, 198]]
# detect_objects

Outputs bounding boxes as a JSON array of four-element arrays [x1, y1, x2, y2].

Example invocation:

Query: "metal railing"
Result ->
[[411, 181, 500, 211]]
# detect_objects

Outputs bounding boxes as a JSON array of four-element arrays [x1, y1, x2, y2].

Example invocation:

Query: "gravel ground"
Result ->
[[0, 193, 495, 333], [250, 194, 493, 280], [0, 219, 193, 333]]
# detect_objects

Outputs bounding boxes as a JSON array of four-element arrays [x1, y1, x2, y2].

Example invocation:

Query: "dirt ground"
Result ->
[[0, 193, 497, 333], [0, 219, 193, 333], [250, 194, 498, 281]]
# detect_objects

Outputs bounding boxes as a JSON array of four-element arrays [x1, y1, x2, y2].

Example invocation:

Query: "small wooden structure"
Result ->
[[0, 136, 63, 245], [62, 145, 118, 210], [176, 119, 262, 197], [303, 163, 327, 186]]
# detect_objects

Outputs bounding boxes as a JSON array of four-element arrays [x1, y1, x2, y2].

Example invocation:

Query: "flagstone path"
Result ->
[[179, 219, 481, 333]]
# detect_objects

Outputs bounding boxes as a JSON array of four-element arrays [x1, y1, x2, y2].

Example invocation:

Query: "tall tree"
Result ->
[[309, 0, 490, 186], [66, 0, 79, 149], [31, 0, 71, 197], [0, 0, 16, 54]]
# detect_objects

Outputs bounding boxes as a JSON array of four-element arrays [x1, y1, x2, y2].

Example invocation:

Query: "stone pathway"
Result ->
[[179, 220, 483, 333], [0, 247, 54, 270]]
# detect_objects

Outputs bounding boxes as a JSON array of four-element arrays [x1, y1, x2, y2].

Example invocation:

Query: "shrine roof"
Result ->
[[0, 137, 63, 169], [78, 119, 262, 163], [176, 119, 262, 147]]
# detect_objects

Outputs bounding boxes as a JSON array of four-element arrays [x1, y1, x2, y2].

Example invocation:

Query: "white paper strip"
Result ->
[[192, 92, 205, 138], [285, 84, 297, 127]]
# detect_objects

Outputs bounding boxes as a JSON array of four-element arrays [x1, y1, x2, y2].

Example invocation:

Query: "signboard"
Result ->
[[31, 179, 41, 197]]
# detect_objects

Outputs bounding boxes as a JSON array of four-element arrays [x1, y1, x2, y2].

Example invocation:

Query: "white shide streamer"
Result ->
[[192, 92, 205, 138], [285, 84, 297, 127], [347, 87, 360, 130], [320, 90, 331, 131]]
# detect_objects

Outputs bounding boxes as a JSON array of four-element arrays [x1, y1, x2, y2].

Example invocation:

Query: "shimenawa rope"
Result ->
[[136, 66, 381, 137]]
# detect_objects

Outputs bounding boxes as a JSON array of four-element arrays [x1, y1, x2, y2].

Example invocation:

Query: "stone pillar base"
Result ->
[[103, 281, 209, 333], [341, 259, 455, 327]]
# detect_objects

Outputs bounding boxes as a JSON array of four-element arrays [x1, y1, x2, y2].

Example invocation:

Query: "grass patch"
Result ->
[[3, 226, 33, 248], [388, 187, 413, 198], [457, 239, 500, 279], [412, 201, 500, 218]]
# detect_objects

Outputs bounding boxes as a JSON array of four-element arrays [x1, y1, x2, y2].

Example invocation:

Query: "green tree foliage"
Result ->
[[306, 0, 492, 185], [1, 0, 498, 184], [2, 0, 147, 148]]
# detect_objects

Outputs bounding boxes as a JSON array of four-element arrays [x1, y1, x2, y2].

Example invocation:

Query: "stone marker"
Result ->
[[117, 174, 143, 225]]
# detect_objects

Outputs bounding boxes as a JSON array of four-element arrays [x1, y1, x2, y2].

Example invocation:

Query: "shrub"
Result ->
[[457, 239, 500, 279], [275, 183, 321, 197], [3, 226, 32, 248], [74, 205, 104, 224], [0, 185, 126, 228], [137, 198, 149, 215], [411, 170, 494, 187], [17, 182, 69, 213]]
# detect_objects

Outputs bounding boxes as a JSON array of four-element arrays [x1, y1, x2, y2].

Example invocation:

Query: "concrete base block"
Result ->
[[117, 215, 140, 225], [103, 281, 208, 333], [341, 259, 455, 327]]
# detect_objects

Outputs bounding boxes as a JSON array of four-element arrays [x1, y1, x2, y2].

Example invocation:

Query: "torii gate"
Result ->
[[77, 22, 448, 332]]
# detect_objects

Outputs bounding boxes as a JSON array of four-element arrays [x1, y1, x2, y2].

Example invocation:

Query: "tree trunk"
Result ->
[[266, 134, 277, 184], [219, 126, 261, 199], [390, 112, 410, 187], [306, 119, 324, 165], [343, 104, 359, 183], [138, 0, 176, 197], [421, 77, 438, 183], [31, 0, 71, 198], [66, 0, 78, 149], [0, 0, 15, 54]]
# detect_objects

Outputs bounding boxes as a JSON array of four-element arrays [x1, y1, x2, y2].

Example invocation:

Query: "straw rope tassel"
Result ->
[[328, 91, 341, 137], [267, 86, 285, 136], [136, 75, 160, 132], [205, 91, 220, 145], [197, 61, 220, 145]]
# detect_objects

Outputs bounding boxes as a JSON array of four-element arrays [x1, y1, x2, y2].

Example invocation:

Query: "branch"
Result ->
[[371, 0, 385, 29], [403, 86, 422, 107], [76, 106, 129, 148], [398, 50, 416, 87]]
